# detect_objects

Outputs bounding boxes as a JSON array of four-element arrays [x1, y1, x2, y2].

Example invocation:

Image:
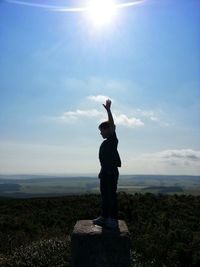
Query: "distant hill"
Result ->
[[0, 174, 200, 198]]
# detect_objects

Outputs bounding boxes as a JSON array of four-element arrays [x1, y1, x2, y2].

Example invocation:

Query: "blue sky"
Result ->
[[0, 0, 200, 175]]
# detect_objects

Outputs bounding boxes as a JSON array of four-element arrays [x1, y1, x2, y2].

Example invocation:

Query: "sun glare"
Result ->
[[87, 0, 117, 28]]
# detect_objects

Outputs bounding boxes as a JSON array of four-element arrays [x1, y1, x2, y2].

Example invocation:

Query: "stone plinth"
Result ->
[[71, 220, 131, 267]]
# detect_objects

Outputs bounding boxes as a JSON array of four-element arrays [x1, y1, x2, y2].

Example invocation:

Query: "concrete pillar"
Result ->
[[71, 220, 131, 267]]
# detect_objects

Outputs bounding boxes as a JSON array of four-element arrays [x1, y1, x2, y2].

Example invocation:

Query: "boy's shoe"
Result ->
[[105, 218, 118, 229], [93, 216, 106, 227]]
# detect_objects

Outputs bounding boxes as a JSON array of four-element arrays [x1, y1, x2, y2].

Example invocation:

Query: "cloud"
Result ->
[[60, 77, 171, 127], [125, 149, 200, 175], [61, 109, 103, 120], [114, 114, 144, 127], [55, 94, 144, 128], [158, 149, 200, 161], [59, 108, 144, 128], [140, 149, 200, 168], [52, 93, 171, 128], [88, 95, 112, 103], [139, 149, 200, 164]]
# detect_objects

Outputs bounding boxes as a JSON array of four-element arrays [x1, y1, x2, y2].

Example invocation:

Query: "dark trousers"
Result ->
[[99, 168, 119, 219]]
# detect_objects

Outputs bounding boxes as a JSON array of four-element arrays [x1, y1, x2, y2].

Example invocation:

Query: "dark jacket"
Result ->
[[99, 131, 121, 170]]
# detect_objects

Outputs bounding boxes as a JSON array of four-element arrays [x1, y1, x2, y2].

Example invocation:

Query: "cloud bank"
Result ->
[[141, 149, 200, 166], [158, 149, 200, 161], [126, 149, 200, 175]]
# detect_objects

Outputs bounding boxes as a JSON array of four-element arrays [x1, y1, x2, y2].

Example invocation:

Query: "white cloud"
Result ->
[[88, 95, 112, 103], [58, 108, 144, 127], [52, 94, 144, 127], [60, 77, 171, 127], [114, 114, 144, 127], [62, 109, 102, 120], [51, 93, 172, 129], [59, 108, 144, 128]]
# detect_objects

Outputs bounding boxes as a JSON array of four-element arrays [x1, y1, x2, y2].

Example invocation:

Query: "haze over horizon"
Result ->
[[0, 0, 200, 175]]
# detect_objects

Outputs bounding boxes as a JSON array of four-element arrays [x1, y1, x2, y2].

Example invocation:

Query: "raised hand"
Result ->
[[102, 99, 114, 130], [103, 99, 111, 111]]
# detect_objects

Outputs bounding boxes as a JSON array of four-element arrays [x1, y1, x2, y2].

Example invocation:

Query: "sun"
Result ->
[[87, 0, 117, 28]]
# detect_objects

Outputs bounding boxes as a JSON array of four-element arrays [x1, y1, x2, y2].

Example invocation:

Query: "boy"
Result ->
[[93, 99, 121, 229]]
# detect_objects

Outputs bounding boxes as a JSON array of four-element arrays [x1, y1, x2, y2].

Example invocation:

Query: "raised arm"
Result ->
[[103, 99, 115, 133]]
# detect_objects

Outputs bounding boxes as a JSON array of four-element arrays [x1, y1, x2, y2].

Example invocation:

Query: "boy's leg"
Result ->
[[109, 177, 118, 219], [108, 171, 118, 219], [104, 170, 119, 229], [100, 176, 110, 219], [102, 168, 119, 219]]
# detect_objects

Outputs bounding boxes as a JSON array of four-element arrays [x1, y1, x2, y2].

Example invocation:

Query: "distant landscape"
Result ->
[[0, 174, 199, 198]]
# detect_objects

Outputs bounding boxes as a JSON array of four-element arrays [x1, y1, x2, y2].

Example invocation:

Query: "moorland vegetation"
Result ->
[[0, 193, 199, 266]]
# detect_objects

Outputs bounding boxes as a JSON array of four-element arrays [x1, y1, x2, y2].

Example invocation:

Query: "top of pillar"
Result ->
[[72, 220, 130, 238]]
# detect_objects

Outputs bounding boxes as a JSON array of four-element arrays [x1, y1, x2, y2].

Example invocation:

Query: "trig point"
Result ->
[[71, 220, 131, 267]]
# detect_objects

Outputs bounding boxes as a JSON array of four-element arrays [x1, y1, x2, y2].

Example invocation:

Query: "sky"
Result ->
[[0, 0, 200, 175]]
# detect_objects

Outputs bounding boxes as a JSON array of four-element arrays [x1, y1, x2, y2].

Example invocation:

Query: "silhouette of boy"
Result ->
[[93, 99, 121, 228]]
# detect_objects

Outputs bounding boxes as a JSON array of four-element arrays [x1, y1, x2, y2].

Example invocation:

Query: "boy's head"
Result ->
[[98, 121, 114, 139]]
